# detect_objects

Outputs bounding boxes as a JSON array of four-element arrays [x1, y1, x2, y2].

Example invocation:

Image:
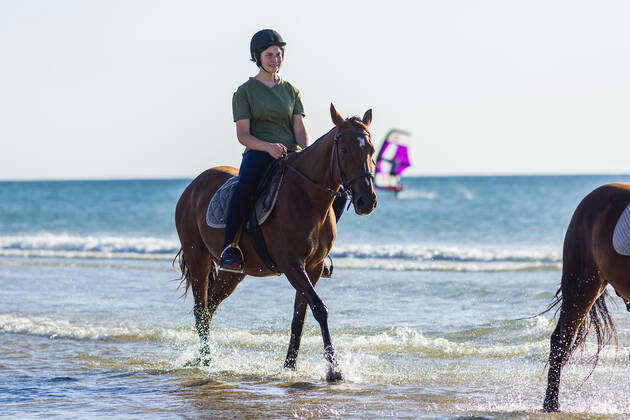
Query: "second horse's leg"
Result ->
[[284, 262, 341, 382], [544, 272, 601, 412]]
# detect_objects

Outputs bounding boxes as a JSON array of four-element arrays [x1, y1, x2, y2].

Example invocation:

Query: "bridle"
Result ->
[[332, 129, 374, 191], [285, 127, 374, 199]]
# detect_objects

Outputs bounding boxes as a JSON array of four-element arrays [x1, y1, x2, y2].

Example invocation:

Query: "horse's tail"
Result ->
[[544, 200, 616, 366], [542, 285, 617, 368], [173, 247, 192, 298], [570, 289, 617, 366]]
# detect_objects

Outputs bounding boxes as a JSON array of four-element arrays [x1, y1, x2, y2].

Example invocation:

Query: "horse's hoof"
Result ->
[[184, 357, 205, 367], [198, 344, 212, 366], [183, 358, 199, 367], [184, 353, 212, 368], [326, 367, 343, 383], [284, 360, 297, 371], [543, 400, 559, 412]]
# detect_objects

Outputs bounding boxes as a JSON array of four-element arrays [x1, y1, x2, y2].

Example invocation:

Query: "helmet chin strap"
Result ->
[[255, 48, 283, 77]]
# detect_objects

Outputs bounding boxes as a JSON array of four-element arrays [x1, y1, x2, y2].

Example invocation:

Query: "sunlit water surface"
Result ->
[[1, 176, 629, 418]]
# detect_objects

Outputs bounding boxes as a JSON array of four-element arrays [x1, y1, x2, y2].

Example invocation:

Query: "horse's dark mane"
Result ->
[[287, 116, 370, 164], [347, 116, 371, 133], [308, 126, 336, 147], [347, 116, 363, 125], [286, 127, 335, 164]]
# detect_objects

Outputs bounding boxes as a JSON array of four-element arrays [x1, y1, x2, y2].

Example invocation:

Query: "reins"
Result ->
[[284, 127, 373, 200], [285, 163, 349, 198]]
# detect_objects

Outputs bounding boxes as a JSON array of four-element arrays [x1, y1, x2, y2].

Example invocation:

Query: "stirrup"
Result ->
[[218, 245, 244, 274]]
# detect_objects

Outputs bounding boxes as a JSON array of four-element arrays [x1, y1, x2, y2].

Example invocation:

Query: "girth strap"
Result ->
[[247, 209, 282, 274]]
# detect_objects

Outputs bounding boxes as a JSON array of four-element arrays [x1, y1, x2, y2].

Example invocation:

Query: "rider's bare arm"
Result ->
[[292, 114, 309, 149]]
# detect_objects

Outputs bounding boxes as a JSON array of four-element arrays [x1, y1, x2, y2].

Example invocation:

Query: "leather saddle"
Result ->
[[206, 160, 285, 229], [206, 160, 286, 273]]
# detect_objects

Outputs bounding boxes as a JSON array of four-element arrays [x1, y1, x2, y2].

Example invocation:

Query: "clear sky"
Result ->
[[1, 0, 629, 180]]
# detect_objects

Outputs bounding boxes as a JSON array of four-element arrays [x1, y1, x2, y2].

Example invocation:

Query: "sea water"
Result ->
[[1, 176, 628, 418]]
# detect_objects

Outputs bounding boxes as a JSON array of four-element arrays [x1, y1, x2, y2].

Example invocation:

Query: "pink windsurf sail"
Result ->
[[375, 129, 411, 191]]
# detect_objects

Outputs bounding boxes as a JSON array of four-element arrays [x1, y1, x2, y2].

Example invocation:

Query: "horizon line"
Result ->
[[1, 171, 629, 182]]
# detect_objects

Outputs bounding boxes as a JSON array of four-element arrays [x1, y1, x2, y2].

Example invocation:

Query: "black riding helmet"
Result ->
[[250, 29, 286, 67]]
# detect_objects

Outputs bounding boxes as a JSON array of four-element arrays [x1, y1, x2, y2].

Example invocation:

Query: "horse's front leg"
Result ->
[[284, 266, 322, 370], [284, 290, 308, 370], [284, 262, 341, 382]]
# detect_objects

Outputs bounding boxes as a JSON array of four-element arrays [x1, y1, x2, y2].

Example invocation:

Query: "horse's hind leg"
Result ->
[[543, 269, 601, 412], [284, 267, 322, 370], [207, 270, 244, 319], [189, 262, 242, 364], [182, 245, 213, 358]]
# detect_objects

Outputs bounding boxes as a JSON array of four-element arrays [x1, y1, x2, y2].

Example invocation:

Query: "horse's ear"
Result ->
[[362, 109, 373, 127], [330, 103, 344, 127]]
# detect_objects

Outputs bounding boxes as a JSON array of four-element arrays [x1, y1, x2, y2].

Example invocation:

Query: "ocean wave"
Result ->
[[0, 234, 178, 260], [0, 234, 562, 272], [332, 244, 559, 263], [2, 314, 625, 365], [0, 313, 196, 343]]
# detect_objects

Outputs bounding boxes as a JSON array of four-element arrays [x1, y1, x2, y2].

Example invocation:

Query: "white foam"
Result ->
[[0, 313, 196, 343], [0, 234, 562, 272], [6, 312, 625, 392], [0, 233, 178, 259]]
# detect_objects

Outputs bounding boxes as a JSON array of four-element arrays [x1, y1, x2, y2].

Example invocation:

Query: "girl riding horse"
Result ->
[[220, 29, 347, 275]]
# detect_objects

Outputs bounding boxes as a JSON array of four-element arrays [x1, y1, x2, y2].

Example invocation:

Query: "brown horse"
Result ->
[[174, 104, 377, 381], [543, 183, 630, 411]]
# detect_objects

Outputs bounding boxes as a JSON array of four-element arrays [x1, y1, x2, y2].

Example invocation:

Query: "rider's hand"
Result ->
[[265, 143, 288, 159]]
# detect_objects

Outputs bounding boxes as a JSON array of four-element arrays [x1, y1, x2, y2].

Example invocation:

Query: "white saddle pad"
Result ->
[[612, 203, 630, 255]]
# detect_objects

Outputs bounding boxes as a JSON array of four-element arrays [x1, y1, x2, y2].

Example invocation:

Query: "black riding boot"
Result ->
[[219, 246, 244, 273], [219, 150, 274, 273]]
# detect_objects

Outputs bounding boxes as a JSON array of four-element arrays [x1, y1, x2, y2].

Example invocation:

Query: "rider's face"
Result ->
[[260, 45, 283, 74]]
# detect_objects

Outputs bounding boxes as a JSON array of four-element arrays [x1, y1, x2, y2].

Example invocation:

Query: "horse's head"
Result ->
[[330, 103, 377, 216]]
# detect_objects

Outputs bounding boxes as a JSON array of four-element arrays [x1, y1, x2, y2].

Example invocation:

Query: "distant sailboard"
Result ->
[[374, 129, 411, 193]]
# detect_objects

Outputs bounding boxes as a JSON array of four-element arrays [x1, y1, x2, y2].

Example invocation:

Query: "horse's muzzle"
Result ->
[[353, 192, 377, 215]]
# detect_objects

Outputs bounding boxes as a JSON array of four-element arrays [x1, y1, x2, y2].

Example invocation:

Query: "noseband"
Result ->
[[284, 128, 374, 199]]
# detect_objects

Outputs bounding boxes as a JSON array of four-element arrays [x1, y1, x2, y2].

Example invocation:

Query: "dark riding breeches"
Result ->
[[223, 150, 349, 249], [223, 150, 275, 249]]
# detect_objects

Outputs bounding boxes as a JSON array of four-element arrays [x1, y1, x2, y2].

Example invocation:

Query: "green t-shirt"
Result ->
[[232, 77, 305, 151]]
